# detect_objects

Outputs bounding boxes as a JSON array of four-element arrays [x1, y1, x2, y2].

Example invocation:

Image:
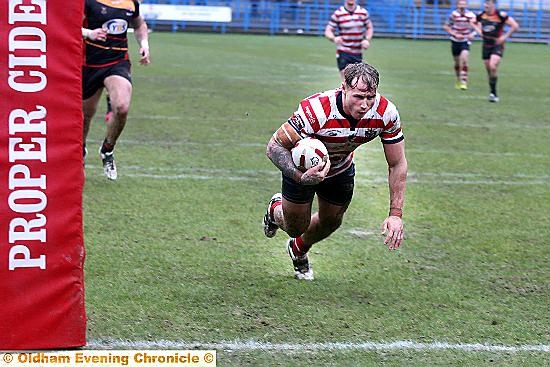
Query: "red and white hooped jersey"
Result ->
[[328, 6, 371, 55], [286, 88, 403, 178], [446, 8, 476, 42]]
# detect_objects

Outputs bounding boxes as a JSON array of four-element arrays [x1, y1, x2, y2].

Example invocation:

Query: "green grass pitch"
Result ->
[[83, 32, 550, 366]]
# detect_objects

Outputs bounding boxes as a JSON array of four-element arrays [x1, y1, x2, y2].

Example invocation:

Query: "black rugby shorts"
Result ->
[[82, 60, 132, 99], [282, 164, 355, 206], [482, 43, 504, 60], [451, 40, 471, 57], [336, 52, 363, 71]]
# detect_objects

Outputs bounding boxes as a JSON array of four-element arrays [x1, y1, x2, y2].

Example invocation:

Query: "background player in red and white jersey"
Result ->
[[472, 0, 519, 102], [263, 63, 408, 281], [82, 0, 151, 180], [324, 0, 374, 81], [443, 0, 477, 90]]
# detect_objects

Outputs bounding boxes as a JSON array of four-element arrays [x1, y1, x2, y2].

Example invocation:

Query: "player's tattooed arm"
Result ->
[[267, 124, 303, 183], [273, 121, 302, 149], [267, 137, 303, 183]]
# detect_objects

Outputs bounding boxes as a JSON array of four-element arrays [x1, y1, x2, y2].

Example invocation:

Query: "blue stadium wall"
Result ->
[[141, 0, 550, 43]]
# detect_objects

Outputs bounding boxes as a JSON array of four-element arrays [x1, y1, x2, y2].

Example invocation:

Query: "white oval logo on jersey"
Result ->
[[102, 19, 128, 34]]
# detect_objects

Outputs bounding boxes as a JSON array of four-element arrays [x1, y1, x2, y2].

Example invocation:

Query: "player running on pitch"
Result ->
[[472, 0, 519, 102], [263, 62, 408, 280], [443, 0, 477, 90], [325, 0, 374, 81], [82, 0, 151, 180]]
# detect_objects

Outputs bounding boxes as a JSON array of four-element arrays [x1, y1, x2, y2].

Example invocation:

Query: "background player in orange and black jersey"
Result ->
[[473, 0, 519, 103], [82, 0, 150, 180]]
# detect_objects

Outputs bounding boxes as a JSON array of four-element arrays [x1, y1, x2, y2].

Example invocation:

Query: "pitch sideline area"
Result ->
[[88, 338, 550, 353]]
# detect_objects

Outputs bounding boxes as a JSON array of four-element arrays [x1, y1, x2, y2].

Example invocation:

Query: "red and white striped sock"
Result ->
[[291, 236, 310, 258], [269, 199, 281, 222]]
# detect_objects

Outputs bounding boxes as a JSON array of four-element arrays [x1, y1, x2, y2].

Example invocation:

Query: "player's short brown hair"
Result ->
[[343, 62, 379, 91]]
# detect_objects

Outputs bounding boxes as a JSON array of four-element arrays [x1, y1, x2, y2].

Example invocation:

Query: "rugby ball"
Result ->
[[291, 137, 329, 171]]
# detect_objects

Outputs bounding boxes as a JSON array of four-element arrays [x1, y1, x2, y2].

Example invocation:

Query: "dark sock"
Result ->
[[489, 76, 497, 95], [101, 140, 114, 154]]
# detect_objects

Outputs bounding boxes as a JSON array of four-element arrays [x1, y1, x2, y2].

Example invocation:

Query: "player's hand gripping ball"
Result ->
[[291, 137, 329, 172]]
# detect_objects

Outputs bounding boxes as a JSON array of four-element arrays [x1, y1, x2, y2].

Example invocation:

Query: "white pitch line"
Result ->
[[89, 166, 550, 180], [122, 172, 253, 181], [121, 114, 550, 130], [407, 172, 550, 179], [105, 174, 550, 185], [406, 148, 545, 159], [134, 115, 182, 120], [87, 339, 550, 353], [432, 121, 550, 130], [87, 138, 266, 148], [85, 139, 545, 158], [84, 165, 549, 185]]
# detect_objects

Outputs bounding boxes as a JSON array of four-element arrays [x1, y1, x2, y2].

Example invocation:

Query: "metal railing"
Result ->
[[140, 0, 550, 43]]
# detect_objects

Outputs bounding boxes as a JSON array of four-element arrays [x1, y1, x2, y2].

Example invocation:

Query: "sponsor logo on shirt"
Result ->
[[288, 114, 305, 130], [102, 19, 129, 34], [304, 106, 316, 125]]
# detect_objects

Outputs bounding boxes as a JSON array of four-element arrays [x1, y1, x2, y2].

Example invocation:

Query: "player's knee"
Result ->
[[319, 215, 343, 233], [285, 224, 309, 238], [285, 217, 310, 237], [282, 210, 311, 237], [114, 102, 130, 117]]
